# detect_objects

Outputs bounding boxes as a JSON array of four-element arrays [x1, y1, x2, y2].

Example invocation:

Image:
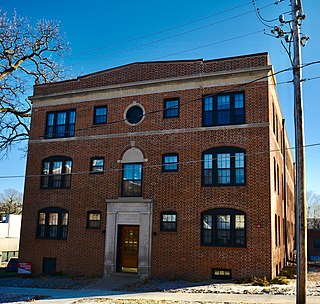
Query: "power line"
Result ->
[[0, 141, 319, 180], [2, 60, 320, 146], [28, 64, 293, 141], [1, 79, 296, 144], [151, 30, 263, 60], [67, 0, 256, 59], [16, 1, 278, 80], [252, 0, 279, 28], [66, 2, 276, 68]]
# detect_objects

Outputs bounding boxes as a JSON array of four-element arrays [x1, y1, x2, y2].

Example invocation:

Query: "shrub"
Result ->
[[240, 276, 270, 286], [280, 266, 296, 279], [270, 276, 289, 285]]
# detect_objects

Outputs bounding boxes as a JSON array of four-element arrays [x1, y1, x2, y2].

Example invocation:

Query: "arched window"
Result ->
[[202, 147, 246, 186], [120, 147, 145, 197], [201, 208, 246, 247], [37, 207, 69, 240], [41, 156, 72, 189]]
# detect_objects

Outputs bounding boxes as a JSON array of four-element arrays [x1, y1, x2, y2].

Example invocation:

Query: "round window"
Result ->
[[125, 105, 144, 125]]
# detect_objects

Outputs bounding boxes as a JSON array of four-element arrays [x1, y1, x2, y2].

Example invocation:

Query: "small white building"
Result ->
[[0, 214, 21, 266]]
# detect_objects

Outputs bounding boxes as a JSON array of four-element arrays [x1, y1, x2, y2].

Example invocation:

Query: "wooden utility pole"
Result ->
[[291, 0, 307, 303], [282, 119, 289, 264]]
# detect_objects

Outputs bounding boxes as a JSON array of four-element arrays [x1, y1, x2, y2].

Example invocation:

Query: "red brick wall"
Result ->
[[20, 53, 295, 280], [307, 230, 320, 259], [33, 53, 268, 97]]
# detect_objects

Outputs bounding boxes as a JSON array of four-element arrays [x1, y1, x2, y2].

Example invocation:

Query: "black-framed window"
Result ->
[[125, 105, 144, 125], [277, 164, 280, 195], [202, 147, 245, 186], [212, 268, 232, 280], [42, 257, 57, 274], [202, 92, 244, 126], [94, 106, 107, 124], [41, 156, 72, 189], [36, 207, 68, 240], [160, 212, 177, 232], [87, 211, 101, 229], [90, 157, 104, 173], [45, 110, 76, 138], [314, 239, 320, 249], [275, 214, 278, 247], [274, 158, 277, 192], [162, 154, 179, 172], [164, 98, 179, 118], [122, 163, 143, 197], [201, 208, 246, 247]]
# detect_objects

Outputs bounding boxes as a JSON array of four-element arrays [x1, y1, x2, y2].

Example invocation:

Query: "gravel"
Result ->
[[0, 293, 47, 303], [0, 266, 319, 303], [0, 275, 98, 289], [75, 300, 235, 304], [120, 278, 320, 296]]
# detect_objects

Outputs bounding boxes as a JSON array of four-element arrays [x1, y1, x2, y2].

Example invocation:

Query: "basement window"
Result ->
[[212, 268, 232, 280]]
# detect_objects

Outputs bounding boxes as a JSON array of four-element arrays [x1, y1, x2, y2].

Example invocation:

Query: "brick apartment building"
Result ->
[[19, 52, 295, 280]]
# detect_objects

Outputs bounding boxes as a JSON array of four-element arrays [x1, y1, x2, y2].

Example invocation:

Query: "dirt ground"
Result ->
[[0, 265, 319, 303]]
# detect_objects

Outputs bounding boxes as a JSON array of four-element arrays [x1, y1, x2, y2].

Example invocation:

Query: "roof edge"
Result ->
[[34, 52, 269, 89]]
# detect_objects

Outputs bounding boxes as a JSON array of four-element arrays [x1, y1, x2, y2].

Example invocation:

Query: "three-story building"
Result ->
[[20, 52, 295, 280]]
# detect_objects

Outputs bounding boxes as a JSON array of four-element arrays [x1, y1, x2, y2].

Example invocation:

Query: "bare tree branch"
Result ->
[[0, 10, 69, 158], [0, 188, 23, 216], [307, 191, 320, 229]]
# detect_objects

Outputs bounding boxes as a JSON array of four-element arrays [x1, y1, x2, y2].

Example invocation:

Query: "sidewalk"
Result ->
[[1, 286, 320, 304]]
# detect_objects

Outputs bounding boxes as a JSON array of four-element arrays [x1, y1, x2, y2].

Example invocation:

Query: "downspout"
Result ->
[[282, 118, 289, 264]]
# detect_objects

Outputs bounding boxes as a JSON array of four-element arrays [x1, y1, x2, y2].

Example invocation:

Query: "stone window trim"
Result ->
[[123, 102, 146, 126]]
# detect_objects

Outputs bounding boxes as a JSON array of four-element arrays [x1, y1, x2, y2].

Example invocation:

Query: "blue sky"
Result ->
[[0, 0, 319, 195]]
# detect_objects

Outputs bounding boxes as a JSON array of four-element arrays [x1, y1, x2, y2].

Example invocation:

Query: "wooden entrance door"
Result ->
[[119, 225, 139, 273]]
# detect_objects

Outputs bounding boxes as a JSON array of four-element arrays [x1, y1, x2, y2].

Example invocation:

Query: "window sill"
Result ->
[[201, 244, 246, 249], [159, 230, 177, 233], [163, 116, 179, 119], [202, 184, 246, 187], [92, 123, 107, 126]]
